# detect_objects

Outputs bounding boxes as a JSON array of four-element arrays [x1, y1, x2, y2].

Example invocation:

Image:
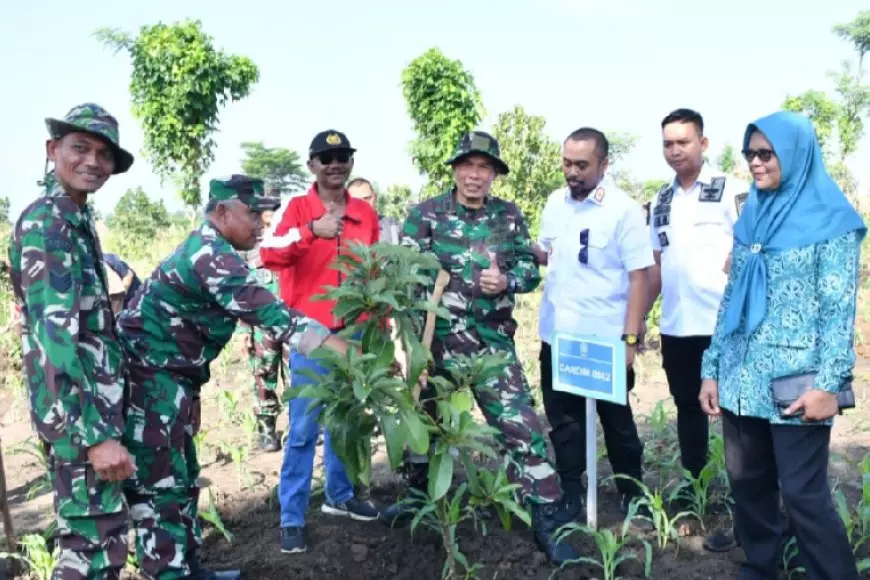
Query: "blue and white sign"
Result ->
[[551, 333, 627, 405]]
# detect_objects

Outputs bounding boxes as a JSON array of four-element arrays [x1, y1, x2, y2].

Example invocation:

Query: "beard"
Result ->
[[567, 178, 598, 199]]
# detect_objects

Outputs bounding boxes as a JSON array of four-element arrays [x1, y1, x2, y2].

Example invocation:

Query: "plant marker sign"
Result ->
[[552, 333, 627, 529]]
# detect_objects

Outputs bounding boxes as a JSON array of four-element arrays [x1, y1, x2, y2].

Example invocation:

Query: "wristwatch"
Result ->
[[621, 333, 639, 346]]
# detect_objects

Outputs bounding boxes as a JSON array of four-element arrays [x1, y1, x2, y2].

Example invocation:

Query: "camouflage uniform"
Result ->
[[238, 245, 288, 421], [8, 104, 135, 579], [400, 135, 560, 507], [117, 176, 330, 579]]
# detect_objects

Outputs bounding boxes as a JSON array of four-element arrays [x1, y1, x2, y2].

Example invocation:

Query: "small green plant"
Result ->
[[199, 489, 233, 543], [217, 441, 252, 490], [291, 242, 531, 578], [780, 536, 806, 579], [216, 389, 241, 425], [0, 534, 58, 580], [832, 452, 870, 570], [613, 476, 696, 554], [9, 437, 51, 500], [552, 502, 653, 580]]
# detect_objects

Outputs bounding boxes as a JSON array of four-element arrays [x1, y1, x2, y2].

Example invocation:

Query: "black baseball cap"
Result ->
[[309, 130, 356, 157]]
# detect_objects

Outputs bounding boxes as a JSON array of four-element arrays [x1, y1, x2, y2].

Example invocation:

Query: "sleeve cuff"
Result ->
[[296, 320, 331, 356], [300, 224, 315, 241]]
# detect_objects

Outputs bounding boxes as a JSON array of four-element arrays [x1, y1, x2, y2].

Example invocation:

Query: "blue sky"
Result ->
[[3, 0, 868, 220]]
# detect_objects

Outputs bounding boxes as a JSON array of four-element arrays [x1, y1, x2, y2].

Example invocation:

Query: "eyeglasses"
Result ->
[[578, 229, 589, 264], [315, 151, 352, 165], [742, 148, 775, 163]]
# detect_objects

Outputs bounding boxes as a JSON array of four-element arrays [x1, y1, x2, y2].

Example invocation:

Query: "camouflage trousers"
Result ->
[[45, 445, 129, 579], [122, 368, 201, 580], [428, 343, 561, 505], [245, 325, 289, 419]]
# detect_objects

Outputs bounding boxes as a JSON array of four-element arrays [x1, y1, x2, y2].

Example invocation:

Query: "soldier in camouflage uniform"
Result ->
[[238, 203, 287, 452], [117, 175, 352, 580], [8, 103, 137, 579], [381, 131, 579, 565]]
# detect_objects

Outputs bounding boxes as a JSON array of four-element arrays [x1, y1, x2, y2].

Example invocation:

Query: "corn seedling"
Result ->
[[0, 534, 58, 580], [613, 476, 696, 554], [780, 536, 805, 579], [552, 502, 653, 580], [217, 441, 252, 490], [199, 489, 233, 543], [8, 438, 50, 500], [239, 410, 259, 448], [216, 389, 242, 425]]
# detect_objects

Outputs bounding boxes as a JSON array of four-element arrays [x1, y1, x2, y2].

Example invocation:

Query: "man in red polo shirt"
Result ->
[[260, 130, 380, 554]]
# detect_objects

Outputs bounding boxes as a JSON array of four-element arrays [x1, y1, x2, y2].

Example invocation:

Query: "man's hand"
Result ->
[[784, 389, 839, 422], [87, 440, 135, 481], [242, 331, 253, 355], [480, 252, 508, 295], [699, 379, 720, 416], [531, 244, 548, 266], [312, 213, 342, 239]]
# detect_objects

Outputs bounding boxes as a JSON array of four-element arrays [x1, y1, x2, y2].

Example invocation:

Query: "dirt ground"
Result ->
[[1, 336, 868, 579]]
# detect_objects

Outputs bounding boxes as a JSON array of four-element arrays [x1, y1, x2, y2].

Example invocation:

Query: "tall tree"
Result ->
[[240, 141, 308, 193], [782, 91, 841, 154], [833, 11, 870, 69], [95, 21, 259, 207], [401, 48, 484, 199], [379, 185, 413, 220], [108, 187, 171, 240], [490, 105, 562, 238]]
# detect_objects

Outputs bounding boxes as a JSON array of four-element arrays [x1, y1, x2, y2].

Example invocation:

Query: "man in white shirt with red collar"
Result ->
[[534, 128, 653, 516], [644, 109, 747, 505]]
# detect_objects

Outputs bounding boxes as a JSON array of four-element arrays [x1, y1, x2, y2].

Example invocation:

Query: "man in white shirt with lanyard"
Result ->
[[534, 128, 653, 515], [644, 109, 747, 518]]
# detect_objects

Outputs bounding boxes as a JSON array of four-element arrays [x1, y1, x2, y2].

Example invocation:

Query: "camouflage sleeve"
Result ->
[[17, 220, 122, 450], [195, 245, 330, 355], [401, 205, 435, 334], [508, 207, 541, 293]]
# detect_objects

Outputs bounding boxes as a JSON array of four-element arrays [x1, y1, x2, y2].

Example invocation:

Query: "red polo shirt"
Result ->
[[260, 184, 379, 329]]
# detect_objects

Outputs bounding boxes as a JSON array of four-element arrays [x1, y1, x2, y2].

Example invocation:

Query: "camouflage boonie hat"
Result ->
[[45, 103, 134, 174], [208, 174, 279, 211], [446, 131, 509, 175]]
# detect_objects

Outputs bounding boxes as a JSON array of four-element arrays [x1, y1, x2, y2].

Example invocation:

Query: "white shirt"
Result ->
[[538, 179, 654, 343], [649, 165, 748, 337]]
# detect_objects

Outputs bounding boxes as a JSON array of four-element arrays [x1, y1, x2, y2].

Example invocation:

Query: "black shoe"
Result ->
[[257, 416, 281, 452], [186, 550, 241, 579], [379, 496, 421, 526], [321, 497, 379, 521], [280, 526, 307, 554], [531, 502, 580, 566], [703, 529, 739, 552]]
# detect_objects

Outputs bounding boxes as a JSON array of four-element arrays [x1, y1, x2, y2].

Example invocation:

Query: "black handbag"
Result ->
[[771, 372, 856, 417]]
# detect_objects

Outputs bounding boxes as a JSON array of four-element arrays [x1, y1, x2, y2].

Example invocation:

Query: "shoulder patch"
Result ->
[[658, 231, 669, 247], [699, 177, 725, 202], [735, 192, 748, 216]]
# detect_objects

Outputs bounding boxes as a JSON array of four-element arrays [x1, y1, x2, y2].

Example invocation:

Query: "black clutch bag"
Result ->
[[771, 372, 856, 417]]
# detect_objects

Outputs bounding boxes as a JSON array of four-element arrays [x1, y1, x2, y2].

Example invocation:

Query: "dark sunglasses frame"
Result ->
[[742, 148, 775, 163], [314, 151, 353, 165]]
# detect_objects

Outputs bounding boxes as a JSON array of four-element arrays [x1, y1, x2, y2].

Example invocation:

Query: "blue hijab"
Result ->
[[722, 111, 867, 335]]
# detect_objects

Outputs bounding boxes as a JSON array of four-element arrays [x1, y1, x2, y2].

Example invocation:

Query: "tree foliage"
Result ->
[[240, 141, 308, 193], [0, 197, 9, 225], [489, 105, 562, 238], [402, 48, 484, 199], [783, 90, 841, 154], [95, 21, 259, 207], [107, 187, 171, 240], [716, 144, 739, 175], [378, 184, 413, 220], [833, 11, 870, 67]]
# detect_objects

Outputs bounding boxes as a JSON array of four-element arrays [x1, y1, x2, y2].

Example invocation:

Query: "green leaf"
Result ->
[[402, 409, 430, 455], [379, 413, 405, 470], [427, 449, 454, 501]]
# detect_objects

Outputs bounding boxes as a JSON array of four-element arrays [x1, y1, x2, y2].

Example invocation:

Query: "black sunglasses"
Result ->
[[578, 229, 589, 265], [314, 151, 352, 165], [742, 148, 775, 163]]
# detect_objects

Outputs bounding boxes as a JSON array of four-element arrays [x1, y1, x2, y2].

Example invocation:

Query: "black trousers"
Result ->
[[722, 410, 857, 580], [539, 342, 643, 497], [661, 334, 711, 478]]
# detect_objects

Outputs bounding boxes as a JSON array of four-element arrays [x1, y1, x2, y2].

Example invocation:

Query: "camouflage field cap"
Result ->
[[208, 174, 280, 211], [45, 103, 134, 174], [446, 131, 509, 175]]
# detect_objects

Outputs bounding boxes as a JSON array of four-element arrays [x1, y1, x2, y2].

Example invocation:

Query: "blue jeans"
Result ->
[[278, 347, 354, 527]]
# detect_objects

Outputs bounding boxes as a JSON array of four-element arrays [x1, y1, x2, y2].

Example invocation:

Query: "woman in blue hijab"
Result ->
[[699, 111, 864, 579]]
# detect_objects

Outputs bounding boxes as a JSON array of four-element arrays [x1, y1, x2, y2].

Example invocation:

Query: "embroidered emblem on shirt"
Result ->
[[658, 231, 669, 247], [699, 176, 725, 202], [654, 214, 670, 228], [735, 192, 748, 215], [594, 188, 605, 203]]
